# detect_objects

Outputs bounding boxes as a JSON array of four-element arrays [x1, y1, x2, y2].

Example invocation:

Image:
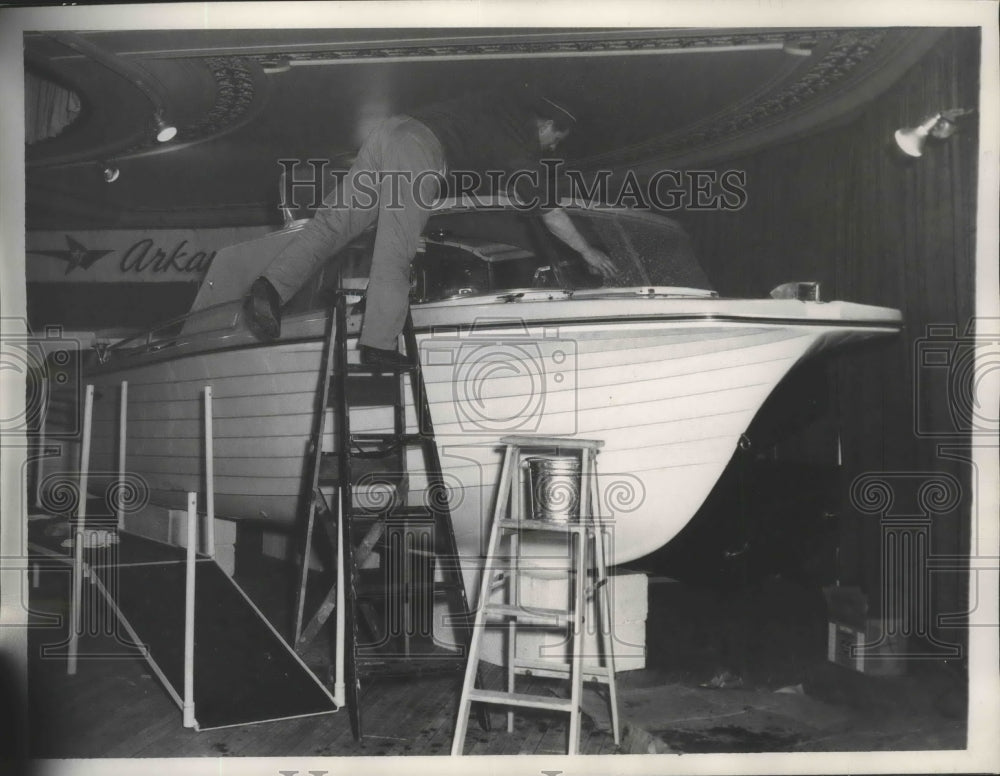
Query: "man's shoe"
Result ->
[[244, 277, 281, 340], [359, 345, 411, 368]]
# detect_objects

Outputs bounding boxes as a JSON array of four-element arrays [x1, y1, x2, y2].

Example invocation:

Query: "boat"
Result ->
[[74, 198, 902, 599]]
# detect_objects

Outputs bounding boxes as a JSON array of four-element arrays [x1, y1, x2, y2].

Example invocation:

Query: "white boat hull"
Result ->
[[420, 318, 834, 566], [82, 296, 900, 578]]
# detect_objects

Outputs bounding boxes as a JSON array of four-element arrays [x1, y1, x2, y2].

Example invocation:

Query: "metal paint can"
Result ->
[[524, 456, 581, 523]]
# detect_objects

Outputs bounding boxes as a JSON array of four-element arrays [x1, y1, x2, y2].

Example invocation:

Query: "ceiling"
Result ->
[[24, 26, 943, 230]]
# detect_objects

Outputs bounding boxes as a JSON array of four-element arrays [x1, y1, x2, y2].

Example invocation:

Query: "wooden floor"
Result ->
[[25, 519, 968, 760], [26, 545, 621, 758]]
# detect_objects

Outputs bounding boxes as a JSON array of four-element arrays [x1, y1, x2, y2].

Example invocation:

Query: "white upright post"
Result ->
[[203, 387, 216, 558], [183, 491, 197, 728], [67, 384, 94, 676], [333, 489, 346, 708], [117, 381, 128, 532]]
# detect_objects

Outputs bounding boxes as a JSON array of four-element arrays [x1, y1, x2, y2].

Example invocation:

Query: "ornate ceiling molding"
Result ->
[[683, 31, 890, 143], [27, 54, 268, 168], [25, 27, 955, 230], [588, 28, 947, 171], [246, 28, 829, 64], [125, 56, 266, 156]]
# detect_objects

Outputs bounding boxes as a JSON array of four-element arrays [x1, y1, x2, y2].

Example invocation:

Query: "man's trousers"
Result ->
[[262, 115, 445, 349]]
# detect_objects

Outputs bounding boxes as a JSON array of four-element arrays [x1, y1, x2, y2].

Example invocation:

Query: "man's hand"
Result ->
[[542, 208, 620, 281], [581, 248, 619, 280]]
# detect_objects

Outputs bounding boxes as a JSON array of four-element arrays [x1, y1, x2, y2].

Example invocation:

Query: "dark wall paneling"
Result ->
[[678, 28, 980, 657]]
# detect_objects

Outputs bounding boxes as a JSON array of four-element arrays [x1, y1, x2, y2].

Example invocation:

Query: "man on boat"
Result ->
[[244, 89, 619, 366]]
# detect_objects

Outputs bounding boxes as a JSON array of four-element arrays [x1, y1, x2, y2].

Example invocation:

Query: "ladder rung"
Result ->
[[434, 582, 466, 594], [346, 362, 416, 375], [318, 452, 405, 485], [353, 580, 461, 594], [484, 603, 570, 626], [400, 547, 452, 559], [343, 512, 385, 525], [498, 518, 589, 533], [346, 507, 435, 520], [356, 656, 466, 677], [338, 374, 400, 401], [514, 658, 614, 683], [465, 688, 574, 712], [407, 548, 463, 560], [499, 435, 604, 450], [331, 377, 401, 408], [351, 433, 425, 447]]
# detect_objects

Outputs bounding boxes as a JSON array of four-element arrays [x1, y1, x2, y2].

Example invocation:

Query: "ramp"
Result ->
[[32, 526, 338, 731]]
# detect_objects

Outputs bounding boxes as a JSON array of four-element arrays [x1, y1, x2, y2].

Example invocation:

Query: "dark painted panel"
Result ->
[[27, 282, 199, 331]]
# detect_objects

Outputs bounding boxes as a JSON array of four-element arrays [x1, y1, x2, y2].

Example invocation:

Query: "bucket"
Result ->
[[524, 456, 581, 522]]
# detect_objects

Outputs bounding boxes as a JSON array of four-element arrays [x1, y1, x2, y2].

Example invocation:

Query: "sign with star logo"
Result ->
[[28, 234, 113, 274], [26, 228, 271, 283]]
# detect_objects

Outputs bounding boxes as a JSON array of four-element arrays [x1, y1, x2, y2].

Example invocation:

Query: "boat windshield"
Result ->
[[284, 206, 714, 313]]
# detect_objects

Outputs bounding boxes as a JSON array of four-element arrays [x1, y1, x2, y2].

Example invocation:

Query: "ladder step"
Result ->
[[499, 435, 604, 450], [346, 506, 441, 520], [466, 688, 574, 712], [350, 433, 426, 449], [514, 658, 614, 683], [356, 654, 466, 677], [353, 582, 463, 598], [484, 603, 570, 626], [318, 452, 405, 486], [346, 362, 416, 375], [333, 375, 401, 407], [498, 518, 589, 533], [406, 548, 464, 560]]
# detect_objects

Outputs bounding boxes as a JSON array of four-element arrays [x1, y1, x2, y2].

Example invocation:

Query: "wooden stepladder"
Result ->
[[294, 290, 477, 741], [451, 436, 621, 756]]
